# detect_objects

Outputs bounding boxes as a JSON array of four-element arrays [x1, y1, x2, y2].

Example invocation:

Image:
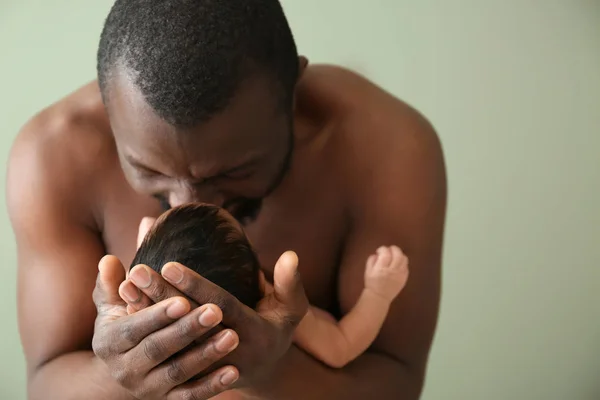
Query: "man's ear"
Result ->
[[297, 56, 309, 80], [291, 56, 309, 111]]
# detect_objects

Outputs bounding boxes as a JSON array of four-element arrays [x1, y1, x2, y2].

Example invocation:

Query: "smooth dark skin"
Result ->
[[7, 61, 446, 399]]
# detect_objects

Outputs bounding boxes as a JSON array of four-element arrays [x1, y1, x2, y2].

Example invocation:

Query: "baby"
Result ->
[[130, 203, 409, 368]]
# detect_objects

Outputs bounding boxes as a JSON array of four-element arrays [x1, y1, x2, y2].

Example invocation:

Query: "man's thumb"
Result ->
[[93, 255, 127, 318], [272, 251, 309, 326]]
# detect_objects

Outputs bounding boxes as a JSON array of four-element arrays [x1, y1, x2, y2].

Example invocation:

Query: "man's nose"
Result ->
[[169, 184, 224, 207]]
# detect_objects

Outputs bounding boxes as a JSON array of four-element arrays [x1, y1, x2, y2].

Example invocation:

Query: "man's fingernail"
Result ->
[[166, 299, 188, 318], [220, 369, 238, 386], [162, 264, 184, 284], [215, 330, 238, 353], [121, 281, 140, 303], [199, 307, 219, 327], [130, 267, 151, 288]]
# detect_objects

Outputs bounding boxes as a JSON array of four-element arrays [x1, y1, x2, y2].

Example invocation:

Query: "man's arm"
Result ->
[[243, 107, 446, 399], [7, 121, 136, 400]]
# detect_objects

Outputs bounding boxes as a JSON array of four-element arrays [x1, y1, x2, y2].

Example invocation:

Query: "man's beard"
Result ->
[[224, 131, 294, 225]]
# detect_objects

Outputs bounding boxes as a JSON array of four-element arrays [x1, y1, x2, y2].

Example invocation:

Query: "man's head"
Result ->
[[132, 203, 262, 309], [97, 0, 306, 222]]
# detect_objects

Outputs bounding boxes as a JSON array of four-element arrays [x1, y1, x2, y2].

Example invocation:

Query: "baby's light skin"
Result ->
[[289, 245, 409, 368]]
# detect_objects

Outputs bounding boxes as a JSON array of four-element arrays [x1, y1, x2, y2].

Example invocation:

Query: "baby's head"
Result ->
[[131, 203, 262, 309]]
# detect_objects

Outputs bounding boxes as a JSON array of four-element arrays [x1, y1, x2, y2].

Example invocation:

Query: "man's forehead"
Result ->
[[108, 73, 178, 139], [108, 69, 283, 129], [108, 70, 288, 175]]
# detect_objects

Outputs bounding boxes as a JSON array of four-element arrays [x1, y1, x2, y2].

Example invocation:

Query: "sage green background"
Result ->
[[1, 1, 599, 399]]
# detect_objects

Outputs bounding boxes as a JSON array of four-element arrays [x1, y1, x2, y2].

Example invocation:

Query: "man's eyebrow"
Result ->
[[125, 153, 259, 180]]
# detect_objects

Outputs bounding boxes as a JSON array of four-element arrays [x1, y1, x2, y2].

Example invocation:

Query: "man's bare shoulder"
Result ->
[[7, 82, 114, 227], [308, 64, 445, 193], [306, 64, 439, 142]]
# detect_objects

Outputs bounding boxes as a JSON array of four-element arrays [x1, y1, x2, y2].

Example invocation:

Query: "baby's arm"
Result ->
[[293, 246, 409, 368]]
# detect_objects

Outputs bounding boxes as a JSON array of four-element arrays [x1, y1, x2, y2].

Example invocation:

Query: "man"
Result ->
[[7, 0, 446, 399]]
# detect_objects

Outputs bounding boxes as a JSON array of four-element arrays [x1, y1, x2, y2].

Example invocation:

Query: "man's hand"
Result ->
[[124, 251, 309, 390], [93, 255, 242, 400]]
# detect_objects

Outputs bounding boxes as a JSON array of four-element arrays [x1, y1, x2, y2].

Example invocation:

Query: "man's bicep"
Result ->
[[7, 133, 105, 373], [15, 225, 105, 373]]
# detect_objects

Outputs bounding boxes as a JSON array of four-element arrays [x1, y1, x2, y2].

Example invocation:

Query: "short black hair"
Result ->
[[97, 0, 299, 127], [131, 204, 262, 309]]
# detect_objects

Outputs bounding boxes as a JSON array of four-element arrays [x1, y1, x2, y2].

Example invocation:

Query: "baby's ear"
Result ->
[[137, 217, 157, 250]]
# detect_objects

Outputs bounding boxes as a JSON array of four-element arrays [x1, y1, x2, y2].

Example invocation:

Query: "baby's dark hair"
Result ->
[[131, 204, 262, 308]]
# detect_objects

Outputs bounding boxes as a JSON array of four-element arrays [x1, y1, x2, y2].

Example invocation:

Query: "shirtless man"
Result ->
[[7, 1, 446, 399]]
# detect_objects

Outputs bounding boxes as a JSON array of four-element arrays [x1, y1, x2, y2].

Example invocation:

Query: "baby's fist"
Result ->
[[364, 246, 409, 301]]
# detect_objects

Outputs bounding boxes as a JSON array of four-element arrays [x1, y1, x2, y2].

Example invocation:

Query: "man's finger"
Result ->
[[261, 251, 308, 328], [166, 365, 240, 400], [93, 296, 192, 356], [119, 279, 154, 313], [146, 324, 238, 391], [129, 264, 200, 309], [161, 262, 245, 325], [93, 255, 128, 321], [129, 304, 226, 374]]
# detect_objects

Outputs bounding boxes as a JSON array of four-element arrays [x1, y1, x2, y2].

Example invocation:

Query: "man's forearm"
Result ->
[[28, 348, 422, 400], [242, 346, 423, 400], [28, 351, 135, 400]]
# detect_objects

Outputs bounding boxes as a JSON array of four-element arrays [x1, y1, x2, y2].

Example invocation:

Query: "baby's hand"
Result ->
[[364, 246, 409, 302]]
